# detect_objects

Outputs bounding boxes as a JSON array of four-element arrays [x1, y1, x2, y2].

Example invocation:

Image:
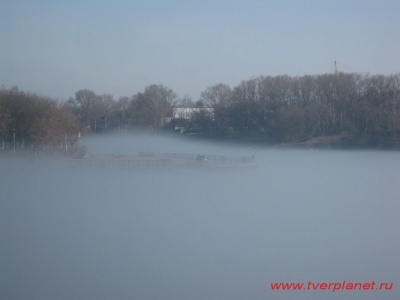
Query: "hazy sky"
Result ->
[[1, 0, 399, 100]]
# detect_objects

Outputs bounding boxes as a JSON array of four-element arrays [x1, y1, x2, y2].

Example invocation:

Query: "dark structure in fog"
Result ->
[[68, 152, 255, 169]]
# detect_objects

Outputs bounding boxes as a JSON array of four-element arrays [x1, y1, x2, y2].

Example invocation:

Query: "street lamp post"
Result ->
[[13, 128, 15, 155], [65, 132, 68, 153]]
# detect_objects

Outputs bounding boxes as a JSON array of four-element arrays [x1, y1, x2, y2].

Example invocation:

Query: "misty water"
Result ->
[[1, 133, 399, 300]]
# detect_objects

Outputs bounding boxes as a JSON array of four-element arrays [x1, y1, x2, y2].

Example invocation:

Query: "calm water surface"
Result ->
[[1, 133, 399, 300]]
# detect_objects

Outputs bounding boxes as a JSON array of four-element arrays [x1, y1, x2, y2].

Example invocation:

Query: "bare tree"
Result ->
[[130, 84, 176, 128]]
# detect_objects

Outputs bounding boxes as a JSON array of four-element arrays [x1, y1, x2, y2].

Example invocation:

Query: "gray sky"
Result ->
[[1, 0, 399, 100]]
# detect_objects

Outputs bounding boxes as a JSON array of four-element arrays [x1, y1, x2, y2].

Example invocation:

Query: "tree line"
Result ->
[[198, 73, 400, 147], [66, 84, 176, 133], [0, 87, 84, 154], [1, 72, 400, 153]]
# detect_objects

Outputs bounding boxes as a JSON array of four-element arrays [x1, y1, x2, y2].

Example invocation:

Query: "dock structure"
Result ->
[[72, 152, 256, 169]]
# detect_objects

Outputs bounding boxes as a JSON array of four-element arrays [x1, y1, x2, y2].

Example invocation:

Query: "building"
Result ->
[[173, 108, 214, 120]]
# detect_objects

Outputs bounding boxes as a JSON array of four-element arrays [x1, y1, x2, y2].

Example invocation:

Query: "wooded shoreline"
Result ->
[[1, 72, 400, 152]]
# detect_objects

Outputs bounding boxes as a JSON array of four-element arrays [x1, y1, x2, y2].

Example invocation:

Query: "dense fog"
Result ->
[[1, 133, 399, 300]]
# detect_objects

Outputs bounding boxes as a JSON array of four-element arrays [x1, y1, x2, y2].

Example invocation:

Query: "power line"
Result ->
[[331, 61, 370, 76]]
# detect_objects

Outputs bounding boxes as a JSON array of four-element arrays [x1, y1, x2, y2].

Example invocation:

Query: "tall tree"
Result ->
[[68, 89, 111, 133], [200, 83, 232, 136], [130, 85, 175, 128]]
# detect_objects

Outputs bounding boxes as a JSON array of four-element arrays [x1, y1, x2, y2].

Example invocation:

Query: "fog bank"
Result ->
[[1, 133, 399, 299]]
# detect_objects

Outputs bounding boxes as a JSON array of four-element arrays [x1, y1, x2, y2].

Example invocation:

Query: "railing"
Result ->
[[69, 152, 255, 168], [140, 152, 254, 163]]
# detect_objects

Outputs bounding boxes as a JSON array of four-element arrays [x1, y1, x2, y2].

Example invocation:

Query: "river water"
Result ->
[[1, 133, 399, 300]]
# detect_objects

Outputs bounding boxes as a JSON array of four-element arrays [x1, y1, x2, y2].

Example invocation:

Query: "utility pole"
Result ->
[[333, 61, 339, 75]]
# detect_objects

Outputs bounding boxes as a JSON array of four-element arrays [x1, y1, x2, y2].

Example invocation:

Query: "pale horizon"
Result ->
[[1, 0, 399, 101]]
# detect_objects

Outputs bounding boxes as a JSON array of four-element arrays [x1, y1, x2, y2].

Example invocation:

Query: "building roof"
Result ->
[[173, 108, 214, 119]]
